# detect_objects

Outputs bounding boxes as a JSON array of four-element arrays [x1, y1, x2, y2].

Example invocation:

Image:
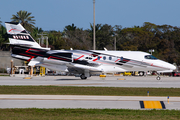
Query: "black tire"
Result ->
[[156, 76, 161, 80], [139, 71, 144, 76], [80, 74, 87, 80]]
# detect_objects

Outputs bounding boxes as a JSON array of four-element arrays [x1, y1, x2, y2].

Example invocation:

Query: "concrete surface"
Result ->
[[0, 76, 180, 88], [0, 95, 179, 110], [0, 76, 180, 109]]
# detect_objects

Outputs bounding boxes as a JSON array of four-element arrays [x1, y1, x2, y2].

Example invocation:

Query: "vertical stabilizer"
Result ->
[[5, 22, 47, 49]]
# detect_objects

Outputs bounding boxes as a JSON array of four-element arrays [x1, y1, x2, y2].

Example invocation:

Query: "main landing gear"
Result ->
[[80, 74, 87, 80]]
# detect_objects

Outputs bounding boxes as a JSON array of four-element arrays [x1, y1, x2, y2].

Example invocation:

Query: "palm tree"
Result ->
[[64, 23, 77, 31], [11, 10, 35, 32]]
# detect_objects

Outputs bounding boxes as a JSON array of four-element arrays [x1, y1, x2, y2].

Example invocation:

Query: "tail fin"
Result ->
[[5, 22, 50, 50]]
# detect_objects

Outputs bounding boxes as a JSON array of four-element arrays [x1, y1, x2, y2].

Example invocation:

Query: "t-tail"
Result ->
[[5, 22, 50, 50]]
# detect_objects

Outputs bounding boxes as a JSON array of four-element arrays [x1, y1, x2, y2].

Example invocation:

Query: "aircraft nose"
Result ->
[[165, 62, 176, 70], [161, 61, 176, 70], [170, 64, 176, 70]]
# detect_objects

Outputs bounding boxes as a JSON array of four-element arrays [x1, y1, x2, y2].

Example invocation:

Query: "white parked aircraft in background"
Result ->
[[5, 22, 176, 80]]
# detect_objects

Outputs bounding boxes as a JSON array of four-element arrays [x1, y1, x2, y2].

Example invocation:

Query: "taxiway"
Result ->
[[0, 95, 180, 110]]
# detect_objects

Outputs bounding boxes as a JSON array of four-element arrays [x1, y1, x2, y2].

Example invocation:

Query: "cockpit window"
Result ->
[[144, 55, 158, 60]]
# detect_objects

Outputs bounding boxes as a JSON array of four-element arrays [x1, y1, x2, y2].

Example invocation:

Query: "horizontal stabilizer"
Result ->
[[28, 60, 41, 66]]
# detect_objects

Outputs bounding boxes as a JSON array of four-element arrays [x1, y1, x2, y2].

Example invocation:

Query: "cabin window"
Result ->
[[109, 56, 112, 60], [120, 57, 123, 61], [103, 56, 106, 60], [98, 56, 101, 60], [85, 57, 92, 60]]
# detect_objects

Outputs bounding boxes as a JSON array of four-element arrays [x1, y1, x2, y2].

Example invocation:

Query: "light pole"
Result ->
[[37, 33, 48, 47], [112, 34, 117, 51], [114, 37, 116, 51], [149, 49, 154, 55], [45, 36, 48, 48], [114, 35, 116, 51], [93, 0, 96, 50]]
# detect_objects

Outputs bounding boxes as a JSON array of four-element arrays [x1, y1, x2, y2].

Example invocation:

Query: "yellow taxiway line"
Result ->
[[140, 101, 166, 109]]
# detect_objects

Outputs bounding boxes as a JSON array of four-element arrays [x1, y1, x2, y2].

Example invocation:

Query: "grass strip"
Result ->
[[0, 108, 179, 120], [0, 86, 180, 96], [0, 75, 9, 76]]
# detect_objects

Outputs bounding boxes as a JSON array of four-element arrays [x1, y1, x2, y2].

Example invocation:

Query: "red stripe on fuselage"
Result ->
[[74, 55, 84, 61], [19, 53, 34, 61], [27, 56, 34, 62], [26, 48, 43, 56], [115, 58, 120, 62], [93, 56, 102, 61], [48, 56, 68, 61]]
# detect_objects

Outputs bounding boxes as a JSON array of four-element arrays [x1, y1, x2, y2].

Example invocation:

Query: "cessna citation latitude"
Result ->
[[5, 22, 176, 80]]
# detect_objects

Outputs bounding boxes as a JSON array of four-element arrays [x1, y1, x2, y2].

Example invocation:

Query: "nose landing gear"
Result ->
[[156, 76, 161, 80], [156, 71, 161, 80]]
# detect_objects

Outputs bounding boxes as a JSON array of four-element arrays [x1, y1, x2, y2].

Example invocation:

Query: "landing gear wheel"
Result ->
[[80, 74, 87, 80], [156, 76, 161, 80], [139, 71, 144, 76]]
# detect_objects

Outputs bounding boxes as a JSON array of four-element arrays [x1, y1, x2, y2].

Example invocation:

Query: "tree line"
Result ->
[[0, 11, 180, 65]]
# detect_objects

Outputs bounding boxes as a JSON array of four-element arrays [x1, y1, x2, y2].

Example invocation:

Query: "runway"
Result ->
[[0, 76, 180, 109], [0, 76, 180, 88], [0, 95, 180, 110]]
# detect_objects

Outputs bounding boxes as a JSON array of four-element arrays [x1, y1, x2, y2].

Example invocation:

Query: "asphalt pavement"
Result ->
[[0, 75, 180, 109]]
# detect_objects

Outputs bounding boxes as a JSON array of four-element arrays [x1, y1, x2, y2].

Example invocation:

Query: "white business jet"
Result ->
[[5, 22, 176, 80]]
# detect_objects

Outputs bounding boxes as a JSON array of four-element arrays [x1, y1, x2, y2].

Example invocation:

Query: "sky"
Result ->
[[0, 0, 180, 31]]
